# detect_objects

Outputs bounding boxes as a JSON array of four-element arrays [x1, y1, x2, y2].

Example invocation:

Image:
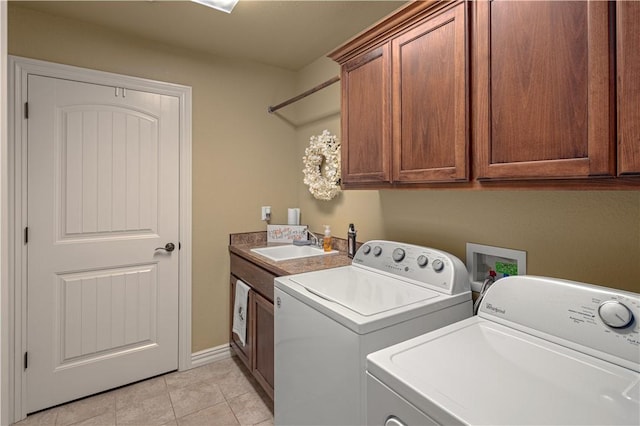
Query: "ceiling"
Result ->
[[10, 0, 406, 71]]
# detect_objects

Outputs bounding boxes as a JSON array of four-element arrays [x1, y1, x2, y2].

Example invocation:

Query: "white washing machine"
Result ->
[[367, 276, 640, 425], [274, 240, 472, 426]]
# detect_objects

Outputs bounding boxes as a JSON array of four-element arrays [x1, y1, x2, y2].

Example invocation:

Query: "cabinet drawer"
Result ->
[[230, 253, 275, 302]]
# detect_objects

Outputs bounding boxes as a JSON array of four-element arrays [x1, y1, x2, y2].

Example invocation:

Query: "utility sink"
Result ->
[[251, 245, 339, 262]]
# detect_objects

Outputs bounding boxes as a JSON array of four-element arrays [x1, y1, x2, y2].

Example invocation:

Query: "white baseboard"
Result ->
[[190, 344, 233, 369]]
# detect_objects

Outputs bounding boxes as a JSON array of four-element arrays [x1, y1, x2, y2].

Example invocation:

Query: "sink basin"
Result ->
[[251, 245, 339, 262]]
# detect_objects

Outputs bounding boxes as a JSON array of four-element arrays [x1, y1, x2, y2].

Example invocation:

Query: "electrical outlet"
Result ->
[[466, 243, 526, 292], [261, 206, 271, 221]]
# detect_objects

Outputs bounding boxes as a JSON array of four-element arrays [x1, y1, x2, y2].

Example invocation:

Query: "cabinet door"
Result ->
[[252, 291, 274, 399], [473, 0, 615, 180], [617, 0, 640, 175], [230, 277, 252, 370], [341, 45, 392, 185], [392, 2, 468, 183]]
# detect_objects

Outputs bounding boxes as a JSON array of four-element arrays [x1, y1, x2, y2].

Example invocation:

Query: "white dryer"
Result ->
[[274, 240, 472, 426], [367, 276, 640, 425]]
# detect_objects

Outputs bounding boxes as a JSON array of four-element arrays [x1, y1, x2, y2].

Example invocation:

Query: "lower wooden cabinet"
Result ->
[[229, 278, 253, 369], [252, 291, 274, 399], [229, 253, 275, 399]]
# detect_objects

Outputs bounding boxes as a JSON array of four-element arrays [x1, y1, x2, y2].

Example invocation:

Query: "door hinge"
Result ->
[[24, 352, 28, 370], [24, 102, 29, 119], [24, 227, 29, 244]]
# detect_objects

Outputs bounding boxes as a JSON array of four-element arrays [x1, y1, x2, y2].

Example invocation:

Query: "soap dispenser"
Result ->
[[323, 225, 332, 252], [347, 223, 357, 259]]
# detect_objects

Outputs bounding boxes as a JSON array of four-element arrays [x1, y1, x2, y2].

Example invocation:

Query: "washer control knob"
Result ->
[[373, 246, 382, 257], [432, 259, 444, 273], [392, 248, 405, 262], [362, 245, 371, 255], [598, 301, 634, 328], [417, 255, 429, 267]]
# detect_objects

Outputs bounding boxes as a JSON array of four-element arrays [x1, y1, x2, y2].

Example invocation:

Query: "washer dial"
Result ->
[[417, 255, 428, 267], [373, 246, 382, 257], [598, 301, 634, 328], [432, 259, 444, 272], [392, 248, 405, 262]]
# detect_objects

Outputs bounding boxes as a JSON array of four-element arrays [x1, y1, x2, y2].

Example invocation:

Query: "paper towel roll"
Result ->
[[287, 208, 300, 225]]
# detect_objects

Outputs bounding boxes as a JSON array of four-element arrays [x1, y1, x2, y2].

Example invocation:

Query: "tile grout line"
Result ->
[[164, 376, 179, 426]]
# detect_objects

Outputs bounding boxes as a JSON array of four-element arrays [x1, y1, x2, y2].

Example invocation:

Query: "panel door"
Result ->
[[473, 0, 615, 180], [392, 2, 468, 183], [341, 45, 392, 185], [617, 0, 640, 175], [27, 75, 180, 412], [252, 291, 274, 399]]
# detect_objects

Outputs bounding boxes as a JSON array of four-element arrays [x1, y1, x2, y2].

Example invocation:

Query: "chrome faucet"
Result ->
[[307, 231, 322, 248]]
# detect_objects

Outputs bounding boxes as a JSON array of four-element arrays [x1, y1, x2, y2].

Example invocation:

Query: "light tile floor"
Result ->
[[14, 356, 274, 426]]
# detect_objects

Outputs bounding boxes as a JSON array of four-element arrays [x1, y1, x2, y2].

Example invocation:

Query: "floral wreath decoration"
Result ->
[[302, 130, 342, 201]]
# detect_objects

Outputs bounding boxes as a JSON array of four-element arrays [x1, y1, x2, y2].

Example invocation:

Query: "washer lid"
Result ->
[[367, 317, 640, 425], [289, 266, 439, 316]]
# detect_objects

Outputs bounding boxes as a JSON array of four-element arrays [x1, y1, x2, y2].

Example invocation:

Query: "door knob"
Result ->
[[155, 242, 175, 252]]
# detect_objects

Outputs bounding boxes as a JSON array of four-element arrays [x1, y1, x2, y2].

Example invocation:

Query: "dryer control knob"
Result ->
[[373, 246, 382, 257], [417, 255, 428, 267], [598, 301, 634, 328], [362, 245, 371, 255], [392, 248, 405, 262], [432, 259, 444, 272]]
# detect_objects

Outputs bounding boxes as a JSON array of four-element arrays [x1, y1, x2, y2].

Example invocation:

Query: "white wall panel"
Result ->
[[60, 108, 159, 239], [95, 276, 112, 352], [125, 115, 140, 231], [81, 111, 98, 233], [57, 265, 157, 365], [112, 111, 127, 232], [63, 279, 82, 359], [80, 277, 97, 355], [97, 111, 113, 233], [110, 273, 126, 349], [64, 111, 83, 235]]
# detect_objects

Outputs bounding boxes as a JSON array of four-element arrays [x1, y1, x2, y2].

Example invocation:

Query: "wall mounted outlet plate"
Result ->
[[466, 243, 527, 292], [261, 206, 271, 221]]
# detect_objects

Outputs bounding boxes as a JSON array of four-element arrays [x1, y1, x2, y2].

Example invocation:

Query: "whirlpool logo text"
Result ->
[[485, 303, 506, 315]]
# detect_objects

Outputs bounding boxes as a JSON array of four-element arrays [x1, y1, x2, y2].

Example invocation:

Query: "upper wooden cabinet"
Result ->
[[392, 2, 468, 183], [472, 0, 615, 180], [331, 0, 637, 188], [330, 0, 468, 187], [340, 45, 391, 185], [617, 0, 640, 176]]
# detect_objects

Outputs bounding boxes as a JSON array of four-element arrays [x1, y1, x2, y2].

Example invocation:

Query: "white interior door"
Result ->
[[26, 75, 180, 413]]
